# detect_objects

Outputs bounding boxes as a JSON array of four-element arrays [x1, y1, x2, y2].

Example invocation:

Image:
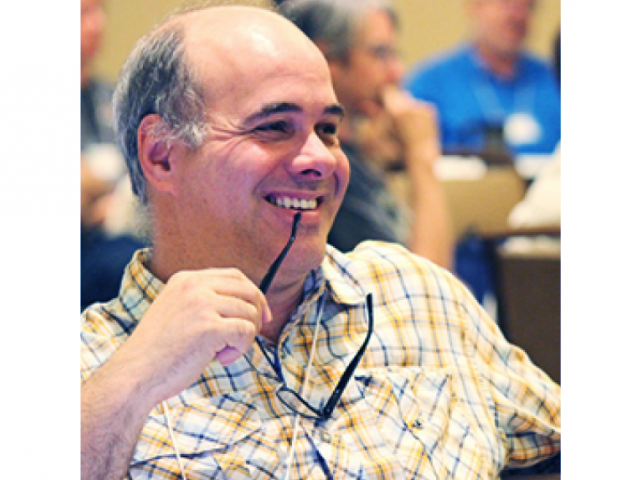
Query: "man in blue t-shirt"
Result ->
[[405, 0, 560, 158]]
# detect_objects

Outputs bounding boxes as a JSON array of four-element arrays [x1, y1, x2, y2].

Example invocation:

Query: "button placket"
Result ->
[[412, 417, 424, 430], [319, 430, 332, 443]]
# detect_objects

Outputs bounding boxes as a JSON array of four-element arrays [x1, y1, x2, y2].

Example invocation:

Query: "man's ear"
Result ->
[[138, 114, 178, 196]]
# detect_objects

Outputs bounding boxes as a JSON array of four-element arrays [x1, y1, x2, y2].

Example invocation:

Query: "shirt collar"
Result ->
[[117, 248, 164, 324], [320, 245, 369, 307], [118, 246, 369, 325]]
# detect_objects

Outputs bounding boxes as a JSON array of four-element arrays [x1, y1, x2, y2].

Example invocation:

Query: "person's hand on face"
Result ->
[[380, 85, 441, 170]]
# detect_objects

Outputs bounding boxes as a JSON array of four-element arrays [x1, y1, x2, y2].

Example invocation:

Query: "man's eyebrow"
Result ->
[[325, 103, 346, 120], [242, 102, 345, 126], [243, 102, 302, 126]]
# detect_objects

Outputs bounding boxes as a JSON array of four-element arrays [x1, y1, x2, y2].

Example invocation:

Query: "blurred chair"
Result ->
[[434, 160, 526, 306], [435, 159, 560, 385], [493, 235, 561, 384], [439, 162, 526, 241]]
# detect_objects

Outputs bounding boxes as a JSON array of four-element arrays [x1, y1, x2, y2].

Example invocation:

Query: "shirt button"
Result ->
[[320, 431, 332, 443], [412, 418, 424, 429]]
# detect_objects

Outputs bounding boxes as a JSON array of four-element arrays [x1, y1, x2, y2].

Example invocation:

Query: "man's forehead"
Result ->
[[173, 7, 337, 118]]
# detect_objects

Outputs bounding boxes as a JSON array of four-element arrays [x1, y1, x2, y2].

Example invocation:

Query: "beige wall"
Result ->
[[93, 0, 560, 83], [94, 0, 272, 82], [396, 0, 560, 69]]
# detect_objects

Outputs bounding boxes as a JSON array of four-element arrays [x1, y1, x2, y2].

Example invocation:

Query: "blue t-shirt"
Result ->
[[405, 45, 560, 157]]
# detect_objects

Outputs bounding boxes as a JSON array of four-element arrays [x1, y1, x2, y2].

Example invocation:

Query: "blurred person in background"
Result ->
[[405, 0, 560, 307], [81, 0, 145, 310], [405, 0, 560, 158], [280, 0, 454, 270]]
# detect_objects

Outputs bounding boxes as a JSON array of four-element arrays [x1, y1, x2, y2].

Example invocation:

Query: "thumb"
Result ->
[[216, 346, 242, 367]]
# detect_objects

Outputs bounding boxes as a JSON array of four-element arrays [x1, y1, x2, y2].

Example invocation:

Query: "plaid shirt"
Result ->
[[81, 242, 560, 479]]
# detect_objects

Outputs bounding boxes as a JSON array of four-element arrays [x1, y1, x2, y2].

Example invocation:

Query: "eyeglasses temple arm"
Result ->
[[259, 212, 302, 295], [321, 293, 374, 419], [254, 212, 302, 374]]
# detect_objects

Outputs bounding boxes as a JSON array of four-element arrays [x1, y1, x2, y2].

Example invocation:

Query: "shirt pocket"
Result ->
[[129, 393, 283, 480], [354, 368, 488, 479]]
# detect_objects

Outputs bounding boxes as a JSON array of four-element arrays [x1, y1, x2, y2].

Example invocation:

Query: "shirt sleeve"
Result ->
[[81, 307, 127, 383], [456, 282, 561, 468]]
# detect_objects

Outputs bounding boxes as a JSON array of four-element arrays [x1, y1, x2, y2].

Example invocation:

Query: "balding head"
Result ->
[[179, 6, 329, 111]]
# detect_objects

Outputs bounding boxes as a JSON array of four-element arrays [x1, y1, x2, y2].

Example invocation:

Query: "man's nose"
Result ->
[[287, 133, 338, 180]]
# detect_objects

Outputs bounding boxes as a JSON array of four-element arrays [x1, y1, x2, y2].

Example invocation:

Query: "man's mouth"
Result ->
[[265, 194, 321, 211]]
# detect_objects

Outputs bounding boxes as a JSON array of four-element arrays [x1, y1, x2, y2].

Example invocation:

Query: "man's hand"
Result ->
[[355, 86, 441, 173], [354, 86, 453, 269], [81, 268, 271, 480], [380, 85, 441, 171], [114, 268, 272, 404]]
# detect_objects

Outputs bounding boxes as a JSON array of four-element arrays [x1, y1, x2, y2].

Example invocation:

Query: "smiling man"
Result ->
[[81, 3, 560, 479]]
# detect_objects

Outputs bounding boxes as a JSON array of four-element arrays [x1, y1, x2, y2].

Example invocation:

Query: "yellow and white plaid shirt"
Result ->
[[81, 242, 560, 480]]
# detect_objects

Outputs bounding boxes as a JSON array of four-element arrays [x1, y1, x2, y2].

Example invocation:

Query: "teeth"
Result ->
[[272, 195, 318, 210]]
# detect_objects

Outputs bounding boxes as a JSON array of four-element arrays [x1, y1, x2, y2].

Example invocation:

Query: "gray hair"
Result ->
[[278, 0, 397, 62], [113, 18, 207, 205]]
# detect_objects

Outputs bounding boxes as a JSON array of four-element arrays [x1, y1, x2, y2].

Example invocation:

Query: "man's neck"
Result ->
[[475, 42, 519, 79], [260, 284, 304, 343]]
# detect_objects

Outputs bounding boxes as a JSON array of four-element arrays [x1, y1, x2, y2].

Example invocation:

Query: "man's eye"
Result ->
[[254, 121, 292, 135], [317, 123, 339, 143]]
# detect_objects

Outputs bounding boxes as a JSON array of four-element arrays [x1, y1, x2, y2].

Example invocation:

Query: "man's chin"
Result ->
[[290, 238, 327, 274]]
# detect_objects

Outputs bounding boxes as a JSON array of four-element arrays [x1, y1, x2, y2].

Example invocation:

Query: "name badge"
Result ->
[[504, 112, 541, 146]]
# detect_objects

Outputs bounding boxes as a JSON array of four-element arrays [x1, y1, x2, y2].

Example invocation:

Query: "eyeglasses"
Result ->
[[256, 292, 373, 421], [358, 44, 400, 63], [253, 211, 374, 421]]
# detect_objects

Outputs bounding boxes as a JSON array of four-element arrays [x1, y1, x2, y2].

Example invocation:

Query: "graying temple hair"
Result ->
[[112, 18, 207, 205], [113, 2, 282, 205], [278, 0, 397, 62]]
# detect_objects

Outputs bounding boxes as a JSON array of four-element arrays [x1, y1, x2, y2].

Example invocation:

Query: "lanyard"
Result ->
[[471, 56, 534, 123], [470, 51, 541, 147]]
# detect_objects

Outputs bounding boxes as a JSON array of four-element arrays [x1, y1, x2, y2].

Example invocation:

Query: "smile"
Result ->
[[266, 194, 320, 211]]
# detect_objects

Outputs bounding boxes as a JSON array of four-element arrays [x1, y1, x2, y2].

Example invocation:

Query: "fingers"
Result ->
[[216, 346, 241, 367], [381, 85, 436, 120], [158, 270, 267, 364], [212, 320, 256, 367], [107, 266, 275, 407], [167, 268, 272, 357], [182, 268, 272, 325], [378, 86, 440, 153]]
